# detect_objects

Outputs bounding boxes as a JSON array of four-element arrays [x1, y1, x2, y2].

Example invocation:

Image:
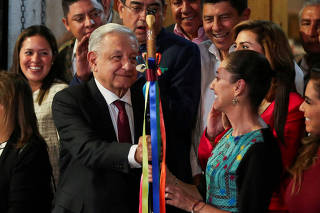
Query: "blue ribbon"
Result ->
[[149, 81, 160, 213]]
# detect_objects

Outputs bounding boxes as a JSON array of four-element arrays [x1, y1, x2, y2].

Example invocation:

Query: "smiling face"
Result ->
[[234, 30, 264, 54], [118, 0, 166, 44], [170, 0, 202, 39], [62, 0, 105, 41], [19, 35, 53, 91], [202, 1, 248, 52], [89, 32, 139, 97], [210, 59, 236, 112], [300, 5, 320, 54], [300, 79, 320, 136]]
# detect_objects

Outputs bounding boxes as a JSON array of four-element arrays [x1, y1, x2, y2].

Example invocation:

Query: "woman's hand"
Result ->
[[206, 105, 230, 141], [165, 184, 200, 212]]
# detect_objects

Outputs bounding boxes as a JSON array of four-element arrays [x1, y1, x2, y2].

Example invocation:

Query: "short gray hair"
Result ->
[[88, 23, 138, 52], [299, 0, 320, 22]]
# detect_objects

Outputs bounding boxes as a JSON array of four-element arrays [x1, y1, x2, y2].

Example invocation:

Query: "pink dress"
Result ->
[[285, 148, 320, 213]]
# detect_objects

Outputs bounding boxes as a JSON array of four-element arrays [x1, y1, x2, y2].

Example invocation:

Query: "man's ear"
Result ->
[[87, 51, 97, 72], [62, 17, 71, 32], [240, 8, 250, 21], [118, 0, 125, 19]]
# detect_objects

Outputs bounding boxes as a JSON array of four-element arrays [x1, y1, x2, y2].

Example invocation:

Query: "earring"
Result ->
[[232, 96, 239, 105]]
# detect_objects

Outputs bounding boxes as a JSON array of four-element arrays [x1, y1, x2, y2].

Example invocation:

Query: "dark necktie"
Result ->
[[114, 100, 132, 143]]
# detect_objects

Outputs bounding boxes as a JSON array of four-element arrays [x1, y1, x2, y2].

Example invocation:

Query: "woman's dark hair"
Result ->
[[289, 70, 320, 194], [233, 20, 296, 143], [10, 25, 67, 105], [225, 50, 273, 113], [0, 72, 43, 148]]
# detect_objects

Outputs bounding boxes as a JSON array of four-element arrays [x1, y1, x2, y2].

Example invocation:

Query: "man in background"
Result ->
[[166, 0, 207, 44], [191, 0, 250, 183], [118, 1, 201, 212], [298, 0, 320, 86], [57, 0, 105, 83]]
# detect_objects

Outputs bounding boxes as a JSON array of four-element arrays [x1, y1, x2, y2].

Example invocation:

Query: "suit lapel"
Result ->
[[87, 79, 117, 141], [131, 77, 145, 144], [0, 134, 17, 168]]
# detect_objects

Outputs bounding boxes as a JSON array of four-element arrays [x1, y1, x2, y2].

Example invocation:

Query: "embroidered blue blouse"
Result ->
[[205, 128, 281, 212]]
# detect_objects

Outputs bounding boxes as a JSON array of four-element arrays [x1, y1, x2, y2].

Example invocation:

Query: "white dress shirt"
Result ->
[[190, 40, 221, 176], [0, 141, 7, 156], [95, 78, 141, 168]]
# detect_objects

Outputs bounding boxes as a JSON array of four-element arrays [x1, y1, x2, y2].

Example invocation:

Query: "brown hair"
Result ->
[[10, 25, 67, 105], [226, 50, 273, 113], [0, 72, 43, 148], [233, 20, 296, 143], [289, 71, 320, 194]]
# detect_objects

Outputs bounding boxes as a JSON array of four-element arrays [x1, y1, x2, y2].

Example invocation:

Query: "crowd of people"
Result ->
[[0, 0, 320, 213]]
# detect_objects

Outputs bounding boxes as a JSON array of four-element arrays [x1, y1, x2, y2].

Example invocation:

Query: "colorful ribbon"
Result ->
[[139, 53, 167, 213]]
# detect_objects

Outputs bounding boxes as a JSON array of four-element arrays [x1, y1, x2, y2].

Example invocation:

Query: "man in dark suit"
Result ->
[[52, 23, 151, 213], [118, 0, 201, 184], [118, 1, 201, 212]]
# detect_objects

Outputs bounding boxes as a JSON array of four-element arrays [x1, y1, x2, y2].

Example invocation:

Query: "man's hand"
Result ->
[[76, 34, 92, 81], [135, 135, 151, 164]]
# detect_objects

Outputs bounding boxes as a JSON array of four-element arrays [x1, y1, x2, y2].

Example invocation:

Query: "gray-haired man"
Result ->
[[52, 23, 151, 213]]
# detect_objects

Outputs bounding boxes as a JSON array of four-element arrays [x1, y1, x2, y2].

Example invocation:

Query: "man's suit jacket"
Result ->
[[52, 78, 144, 213], [139, 29, 201, 184], [0, 131, 53, 213]]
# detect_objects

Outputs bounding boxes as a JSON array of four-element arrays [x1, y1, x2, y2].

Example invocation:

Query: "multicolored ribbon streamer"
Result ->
[[139, 82, 150, 213], [139, 61, 167, 213]]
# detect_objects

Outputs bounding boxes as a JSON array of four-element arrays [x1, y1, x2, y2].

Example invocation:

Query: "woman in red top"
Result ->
[[198, 20, 305, 212], [285, 66, 320, 213]]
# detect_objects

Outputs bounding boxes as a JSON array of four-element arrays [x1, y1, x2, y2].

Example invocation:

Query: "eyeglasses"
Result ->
[[122, 2, 161, 15]]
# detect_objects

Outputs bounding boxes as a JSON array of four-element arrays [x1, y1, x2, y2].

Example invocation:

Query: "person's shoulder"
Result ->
[[165, 24, 175, 33], [58, 38, 76, 53], [198, 40, 213, 54], [288, 92, 304, 109], [50, 80, 68, 93], [289, 92, 304, 102], [161, 29, 197, 47], [18, 135, 48, 158], [247, 128, 279, 156], [199, 39, 212, 48], [54, 80, 90, 102]]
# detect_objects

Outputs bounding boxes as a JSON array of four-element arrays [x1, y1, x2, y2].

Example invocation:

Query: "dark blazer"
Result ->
[[0, 131, 53, 213], [140, 29, 201, 183], [52, 78, 145, 213]]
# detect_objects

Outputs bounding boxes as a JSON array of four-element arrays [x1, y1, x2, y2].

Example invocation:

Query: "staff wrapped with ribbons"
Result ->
[[139, 8, 167, 213]]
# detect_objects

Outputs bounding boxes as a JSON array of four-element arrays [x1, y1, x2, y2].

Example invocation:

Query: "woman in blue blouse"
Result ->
[[165, 50, 282, 213]]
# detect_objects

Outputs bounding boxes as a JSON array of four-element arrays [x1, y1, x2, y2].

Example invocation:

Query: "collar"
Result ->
[[207, 40, 234, 61], [173, 24, 208, 44], [208, 41, 222, 61], [107, 9, 113, 23], [94, 78, 132, 106], [72, 39, 78, 61]]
